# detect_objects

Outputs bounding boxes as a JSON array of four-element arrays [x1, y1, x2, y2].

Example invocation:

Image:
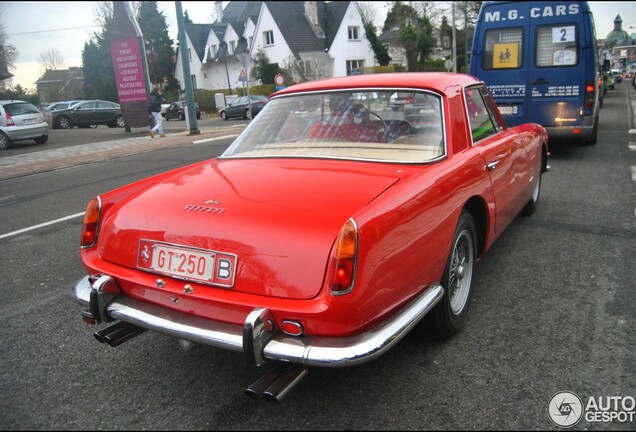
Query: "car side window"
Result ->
[[465, 87, 498, 143]]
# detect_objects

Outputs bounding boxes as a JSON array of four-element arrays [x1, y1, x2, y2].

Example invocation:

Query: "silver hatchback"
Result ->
[[0, 100, 49, 150]]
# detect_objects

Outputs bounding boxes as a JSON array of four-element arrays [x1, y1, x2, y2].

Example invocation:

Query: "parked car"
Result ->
[[160, 103, 170, 117], [0, 100, 49, 150], [164, 100, 201, 121], [597, 72, 606, 108], [219, 95, 268, 120], [43, 100, 83, 112], [73, 73, 549, 401], [48, 99, 125, 129], [389, 92, 414, 110], [43, 100, 99, 128], [604, 71, 616, 90]]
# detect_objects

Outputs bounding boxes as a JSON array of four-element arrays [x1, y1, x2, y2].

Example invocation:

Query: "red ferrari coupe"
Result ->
[[74, 73, 549, 401]]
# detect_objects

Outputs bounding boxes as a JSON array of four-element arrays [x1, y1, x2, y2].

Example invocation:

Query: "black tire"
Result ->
[[582, 115, 598, 146], [245, 109, 252, 120], [165, 114, 170, 122], [55, 115, 71, 129], [196, 113, 201, 120], [34, 135, 48, 145], [115, 115, 125, 128], [220, 111, 228, 121], [425, 210, 477, 339], [178, 112, 184, 121], [0, 131, 11, 150]]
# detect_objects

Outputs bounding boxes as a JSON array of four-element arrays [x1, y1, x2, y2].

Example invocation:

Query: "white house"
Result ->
[[174, 1, 375, 93]]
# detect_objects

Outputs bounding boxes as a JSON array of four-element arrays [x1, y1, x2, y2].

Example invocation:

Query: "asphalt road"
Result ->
[[0, 114, 249, 156], [0, 85, 634, 430]]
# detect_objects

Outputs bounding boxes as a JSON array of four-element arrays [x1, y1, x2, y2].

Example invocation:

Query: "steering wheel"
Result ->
[[366, 110, 388, 142]]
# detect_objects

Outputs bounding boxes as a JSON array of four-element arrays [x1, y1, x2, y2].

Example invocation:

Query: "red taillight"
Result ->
[[329, 219, 358, 294], [5, 112, 15, 126], [584, 80, 595, 109], [80, 197, 101, 248]]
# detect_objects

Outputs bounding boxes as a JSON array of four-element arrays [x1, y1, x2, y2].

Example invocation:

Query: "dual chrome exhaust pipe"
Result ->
[[245, 364, 308, 403], [93, 321, 147, 347]]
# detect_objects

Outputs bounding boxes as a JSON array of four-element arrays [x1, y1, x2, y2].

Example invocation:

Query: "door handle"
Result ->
[[487, 160, 500, 171]]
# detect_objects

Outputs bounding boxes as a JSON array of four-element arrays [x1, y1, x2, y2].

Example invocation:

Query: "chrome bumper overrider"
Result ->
[[74, 275, 444, 368]]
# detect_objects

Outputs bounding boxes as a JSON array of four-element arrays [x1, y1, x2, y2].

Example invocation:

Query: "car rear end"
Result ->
[[0, 100, 49, 149]]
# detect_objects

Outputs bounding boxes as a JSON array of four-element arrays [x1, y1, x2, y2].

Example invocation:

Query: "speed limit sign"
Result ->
[[274, 73, 285, 86]]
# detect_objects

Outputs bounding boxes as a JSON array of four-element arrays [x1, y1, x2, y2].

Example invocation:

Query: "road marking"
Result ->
[[192, 134, 239, 145], [0, 212, 84, 240]]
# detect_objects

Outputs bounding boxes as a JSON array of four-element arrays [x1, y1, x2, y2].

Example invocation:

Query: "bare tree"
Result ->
[[38, 48, 67, 73], [0, 3, 18, 82], [357, 1, 378, 26]]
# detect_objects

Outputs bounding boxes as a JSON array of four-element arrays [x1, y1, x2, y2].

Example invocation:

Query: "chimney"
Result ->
[[215, 1, 224, 22]]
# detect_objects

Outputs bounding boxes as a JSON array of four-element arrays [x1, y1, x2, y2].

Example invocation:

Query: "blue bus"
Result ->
[[469, 1, 600, 144]]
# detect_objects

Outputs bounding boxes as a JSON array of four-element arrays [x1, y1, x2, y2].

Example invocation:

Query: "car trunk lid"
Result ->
[[98, 158, 401, 299]]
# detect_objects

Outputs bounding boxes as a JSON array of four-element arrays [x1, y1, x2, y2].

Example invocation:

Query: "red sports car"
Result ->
[[74, 73, 549, 401]]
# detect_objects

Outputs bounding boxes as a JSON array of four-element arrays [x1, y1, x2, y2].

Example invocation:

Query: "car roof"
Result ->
[[271, 72, 484, 99], [0, 100, 33, 104]]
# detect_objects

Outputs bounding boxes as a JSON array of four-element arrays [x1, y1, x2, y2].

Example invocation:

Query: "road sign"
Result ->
[[238, 69, 247, 82], [274, 73, 285, 86]]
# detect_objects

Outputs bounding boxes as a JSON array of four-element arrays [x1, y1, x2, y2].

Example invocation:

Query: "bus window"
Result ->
[[483, 28, 523, 70], [535, 24, 578, 67]]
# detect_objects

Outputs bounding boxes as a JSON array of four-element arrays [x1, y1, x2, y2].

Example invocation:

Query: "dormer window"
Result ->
[[229, 41, 236, 54]]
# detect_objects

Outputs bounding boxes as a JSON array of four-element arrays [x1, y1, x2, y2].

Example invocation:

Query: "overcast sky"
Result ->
[[3, 1, 635, 91]]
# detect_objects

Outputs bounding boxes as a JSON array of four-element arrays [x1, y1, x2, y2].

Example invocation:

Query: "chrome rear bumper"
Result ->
[[74, 275, 443, 368]]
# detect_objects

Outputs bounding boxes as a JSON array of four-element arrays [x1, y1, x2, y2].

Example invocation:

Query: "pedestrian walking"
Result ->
[[148, 86, 166, 138]]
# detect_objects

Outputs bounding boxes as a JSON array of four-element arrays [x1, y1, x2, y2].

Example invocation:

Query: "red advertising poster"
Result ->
[[111, 38, 147, 103]]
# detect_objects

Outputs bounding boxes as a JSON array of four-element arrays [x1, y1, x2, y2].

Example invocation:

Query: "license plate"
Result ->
[[137, 240, 237, 287], [498, 106, 518, 115], [23, 118, 39, 124]]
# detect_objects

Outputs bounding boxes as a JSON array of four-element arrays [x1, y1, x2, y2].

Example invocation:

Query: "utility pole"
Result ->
[[175, 1, 199, 135]]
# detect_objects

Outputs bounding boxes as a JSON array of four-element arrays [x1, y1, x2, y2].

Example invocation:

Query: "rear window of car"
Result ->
[[3, 102, 40, 116], [222, 90, 446, 163]]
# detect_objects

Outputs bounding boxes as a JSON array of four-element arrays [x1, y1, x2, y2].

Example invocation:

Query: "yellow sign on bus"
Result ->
[[492, 43, 519, 68]]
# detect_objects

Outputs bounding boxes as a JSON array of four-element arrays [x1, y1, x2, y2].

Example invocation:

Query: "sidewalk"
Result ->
[[0, 125, 245, 181]]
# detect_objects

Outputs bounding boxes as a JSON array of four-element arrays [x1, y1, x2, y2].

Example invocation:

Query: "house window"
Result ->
[[264, 30, 274, 46], [348, 26, 360, 40], [229, 40, 236, 54], [210, 45, 217, 57], [188, 48, 192, 62], [191, 75, 197, 91], [248, 37, 253, 50], [346, 60, 364, 75]]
